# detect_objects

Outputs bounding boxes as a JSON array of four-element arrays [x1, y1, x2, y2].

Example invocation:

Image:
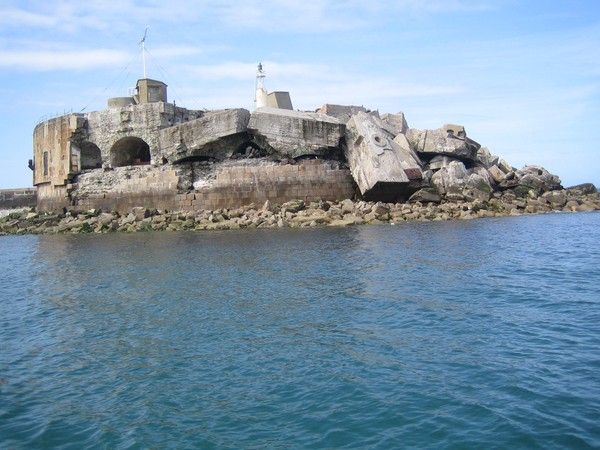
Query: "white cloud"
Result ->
[[0, 48, 131, 71], [0, 6, 55, 27]]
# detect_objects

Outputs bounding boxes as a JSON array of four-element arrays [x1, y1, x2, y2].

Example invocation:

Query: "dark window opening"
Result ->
[[80, 142, 103, 169], [43, 151, 48, 176]]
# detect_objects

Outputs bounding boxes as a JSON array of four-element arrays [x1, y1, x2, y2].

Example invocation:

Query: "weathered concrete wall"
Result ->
[[36, 183, 69, 213], [0, 188, 37, 209], [249, 107, 345, 159], [86, 102, 171, 166], [158, 109, 251, 162], [67, 159, 355, 213], [181, 159, 355, 210], [32, 115, 79, 187], [84, 103, 203, 167], [72, 166, 180, 213]]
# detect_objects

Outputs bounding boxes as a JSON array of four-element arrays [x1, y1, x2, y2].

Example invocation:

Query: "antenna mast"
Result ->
[[140, 26, 149, 79]]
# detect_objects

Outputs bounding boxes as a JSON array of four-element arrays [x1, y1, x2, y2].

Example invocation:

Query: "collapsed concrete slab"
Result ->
[[381, 112, 409, 136], [345, 112, 423, 201], [248, 107, 345, 159], [407, 124, 481, 162], [158, 108, 251, 163], [317, 104, 368, 124]]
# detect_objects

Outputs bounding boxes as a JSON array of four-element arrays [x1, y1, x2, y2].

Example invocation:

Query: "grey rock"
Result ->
[[516, 166, 562, 192], [463, 173, 493, 202], [566, 183, 597, 195], [476, 146, 499, 169], [409, 188, 442, 203], [281, 199, 305, 214], [541, 190, 567, 206], [131, 206, 150, 221], [407, 124, 481, 162], [430, 160, 469, 196]]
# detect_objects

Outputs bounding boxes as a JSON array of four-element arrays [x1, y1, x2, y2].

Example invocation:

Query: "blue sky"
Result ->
[[1, 0, 598, 189]]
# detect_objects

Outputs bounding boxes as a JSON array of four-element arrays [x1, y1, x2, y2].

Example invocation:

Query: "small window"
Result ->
[[43, 151, 49, 176]]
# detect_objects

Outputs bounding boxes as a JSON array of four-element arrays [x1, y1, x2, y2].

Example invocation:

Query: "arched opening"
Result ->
[[110, 137, 151, 167], [80, 142, 102, 169]]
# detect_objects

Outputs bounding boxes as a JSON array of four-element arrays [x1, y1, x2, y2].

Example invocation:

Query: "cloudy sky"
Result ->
[[1, 0, 598, 189]]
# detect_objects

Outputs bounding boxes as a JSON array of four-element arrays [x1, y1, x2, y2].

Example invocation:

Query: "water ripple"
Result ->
[[1, 212, 599, 448]]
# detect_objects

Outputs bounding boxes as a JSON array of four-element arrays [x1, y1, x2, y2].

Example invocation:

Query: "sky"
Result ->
[[0, 0, 598, 189]]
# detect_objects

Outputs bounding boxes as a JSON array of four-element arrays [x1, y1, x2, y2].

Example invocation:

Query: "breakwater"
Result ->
[[0, 188, 36, 209], [1, 186, 598, 236]]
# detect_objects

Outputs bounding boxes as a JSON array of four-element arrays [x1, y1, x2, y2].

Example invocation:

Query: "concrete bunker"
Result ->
[[110, 137, 151, 167]]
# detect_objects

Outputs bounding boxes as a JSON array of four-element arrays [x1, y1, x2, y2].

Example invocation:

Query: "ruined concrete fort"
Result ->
[[32, 66, 557, 214]]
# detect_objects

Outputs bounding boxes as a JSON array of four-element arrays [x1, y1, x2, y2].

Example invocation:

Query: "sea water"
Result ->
[[1, 212, 599, 449]]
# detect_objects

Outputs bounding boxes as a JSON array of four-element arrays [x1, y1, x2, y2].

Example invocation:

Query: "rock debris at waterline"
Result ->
[[1, 185, 599, 236]]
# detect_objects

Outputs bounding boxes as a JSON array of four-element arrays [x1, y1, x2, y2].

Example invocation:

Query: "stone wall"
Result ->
[[0, 188, 37, 209], [72, 166, 181, 213], [66, 159, 355, 214], [32, 115, 77, 188], [36, 183, 69, 213], [179, 159, 355, 210]]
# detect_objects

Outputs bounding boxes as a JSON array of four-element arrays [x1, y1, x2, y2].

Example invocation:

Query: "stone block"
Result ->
[[248, 107, 345, 159], [488, 165, 506, 183], [345, 112, 423, 201], [407, 124, 481, 162]]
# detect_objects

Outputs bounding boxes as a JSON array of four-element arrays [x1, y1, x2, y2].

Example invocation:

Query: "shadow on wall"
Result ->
[[110, 137, 151, 167]]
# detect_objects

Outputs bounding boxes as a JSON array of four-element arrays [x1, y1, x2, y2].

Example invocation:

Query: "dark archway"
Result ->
[[110, 137, 151, 167], [80, 142, 102, 169]]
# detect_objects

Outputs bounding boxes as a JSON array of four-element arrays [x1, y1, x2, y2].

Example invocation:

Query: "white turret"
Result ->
[[255, 62, 268, 109]]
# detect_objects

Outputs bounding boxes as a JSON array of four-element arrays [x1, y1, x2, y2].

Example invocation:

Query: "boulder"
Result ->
[[497, 159, 513, 174], [345, 112, 423, 201], [281, 199, 305, 214], [430, 160, 469, 196], [409, 188, 442, 203], [516, 166, 562, 192], [463, 173, 493, 202], [248, 107, 345, 159], [407, 124, 481, 162], [488, 165, 506, 183], [566, 183, 597, 195], [541, 190, 568, 207], [131, 207, 150, 221], [477, 146, 499, 169]]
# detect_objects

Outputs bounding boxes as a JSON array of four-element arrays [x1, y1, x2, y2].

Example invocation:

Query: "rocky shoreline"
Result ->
[[1, 184, 598, 236]]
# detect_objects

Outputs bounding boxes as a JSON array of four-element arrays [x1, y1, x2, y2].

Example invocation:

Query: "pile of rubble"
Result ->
[[1, 183, 598, 236]]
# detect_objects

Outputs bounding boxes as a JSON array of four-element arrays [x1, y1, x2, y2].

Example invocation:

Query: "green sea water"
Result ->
[[1, 212, 599, 449]]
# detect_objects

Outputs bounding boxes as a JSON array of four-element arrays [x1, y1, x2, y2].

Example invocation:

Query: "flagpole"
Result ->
[[140, 26, 149, 79]]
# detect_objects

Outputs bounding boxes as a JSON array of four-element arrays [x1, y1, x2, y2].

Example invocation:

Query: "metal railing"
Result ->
[[36, 108, 75, 124]]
